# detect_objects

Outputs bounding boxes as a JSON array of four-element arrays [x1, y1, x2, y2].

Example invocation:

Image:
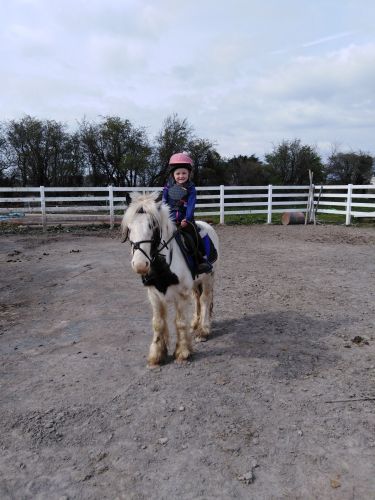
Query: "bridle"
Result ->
[[123, 224, 179, 265]]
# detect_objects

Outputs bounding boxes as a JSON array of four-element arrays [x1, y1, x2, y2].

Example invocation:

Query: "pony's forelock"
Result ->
[[122, 192, 174, 236]]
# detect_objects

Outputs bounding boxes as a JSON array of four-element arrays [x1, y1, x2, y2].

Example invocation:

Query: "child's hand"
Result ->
[[180, 219, 188, 228]]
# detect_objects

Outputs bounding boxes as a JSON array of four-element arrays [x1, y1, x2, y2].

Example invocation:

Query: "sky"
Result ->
[[1, 0, 375, 160]]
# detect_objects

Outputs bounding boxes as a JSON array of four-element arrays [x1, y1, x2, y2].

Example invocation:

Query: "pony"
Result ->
[[121, 192, 219, 367]]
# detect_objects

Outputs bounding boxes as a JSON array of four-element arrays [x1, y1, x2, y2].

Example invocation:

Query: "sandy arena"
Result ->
[[1, 223, 375, 499]]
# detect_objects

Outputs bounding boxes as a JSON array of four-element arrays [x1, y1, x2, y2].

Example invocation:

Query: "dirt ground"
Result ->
[[1, 223, 375, 500]]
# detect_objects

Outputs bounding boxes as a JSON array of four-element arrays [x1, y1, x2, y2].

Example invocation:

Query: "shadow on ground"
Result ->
[[193, 310, 341, 379]]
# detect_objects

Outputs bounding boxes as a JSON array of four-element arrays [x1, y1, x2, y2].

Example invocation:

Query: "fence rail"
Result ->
[[0, 184, 374, 229]]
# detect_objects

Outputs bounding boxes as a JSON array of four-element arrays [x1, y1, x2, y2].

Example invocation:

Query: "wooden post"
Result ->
[[314, 185, 323, 223], [40, 185, 46, 231], [109, 185, 114, 229], [220, 185, 225, 224], [267, 184, 273, 224], [305, 170, 315, 224], [346, 184, 353, 225]]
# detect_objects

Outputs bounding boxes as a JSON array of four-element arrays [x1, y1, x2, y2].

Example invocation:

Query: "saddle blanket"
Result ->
[[175, 231, 218, 278]]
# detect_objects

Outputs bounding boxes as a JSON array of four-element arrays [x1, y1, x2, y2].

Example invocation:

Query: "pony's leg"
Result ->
[[174, 292, 193, 362], [195, 274, 214, 342], [147, 290, 169, 366], [191, 283, 202, 332]]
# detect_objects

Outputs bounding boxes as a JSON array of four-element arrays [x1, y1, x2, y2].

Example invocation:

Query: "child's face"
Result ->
[[173, 168, 190, 185]]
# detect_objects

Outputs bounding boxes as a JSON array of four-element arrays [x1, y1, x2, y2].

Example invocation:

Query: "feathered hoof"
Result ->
[[148, 344, 168, 367], [174, 345, 192, 362], [195, 334, 208, 343], [147, 362, 162, 370], [194, 327, 210, 342]]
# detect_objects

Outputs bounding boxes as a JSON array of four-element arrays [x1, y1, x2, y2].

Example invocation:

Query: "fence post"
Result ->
[[219, 185, 225, 224], [109, 185, 114, 229], [267, 184, 273, 224], [40, 185, 46, 231], [345, 184, 353, 225]]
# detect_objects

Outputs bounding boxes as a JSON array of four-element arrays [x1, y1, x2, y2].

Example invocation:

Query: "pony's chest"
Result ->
[[141, 255, 179, 294]]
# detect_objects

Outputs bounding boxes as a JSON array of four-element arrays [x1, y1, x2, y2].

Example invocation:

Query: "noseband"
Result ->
[[127, 226, 179, 264], [128, 227, 161, 264]]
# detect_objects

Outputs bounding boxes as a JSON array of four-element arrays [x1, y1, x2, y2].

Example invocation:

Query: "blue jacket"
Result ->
[[162, 179, 196, 223]]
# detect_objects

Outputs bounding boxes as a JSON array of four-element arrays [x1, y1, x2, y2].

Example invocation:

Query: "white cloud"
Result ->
[[1, 0, 375, 159], [257, 43, 375, 99]]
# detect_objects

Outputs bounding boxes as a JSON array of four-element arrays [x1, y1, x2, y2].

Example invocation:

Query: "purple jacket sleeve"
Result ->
[[185, 184, 196, 221], [162, 185, 168, 204]]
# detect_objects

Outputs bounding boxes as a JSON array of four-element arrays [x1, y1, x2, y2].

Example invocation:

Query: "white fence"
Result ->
[[0, 184, 374, 229]]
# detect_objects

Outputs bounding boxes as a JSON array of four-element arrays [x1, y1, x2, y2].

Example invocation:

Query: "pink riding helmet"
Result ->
[[168, 152, 193, 173]]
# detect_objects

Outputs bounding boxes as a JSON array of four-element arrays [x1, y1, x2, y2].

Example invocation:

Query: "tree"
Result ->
[[5, 116, 84, 186], [0, 123, 11, 186], [224, 155, 268, 185], [79, 116, 151, 186], [6, 116, 44, 185], [57, 132, 85, 186], [265, 139, 323, 185], [149, 114, 193, 186], [324, 150, 374, 184], [198, 150, 226, 186], [187, 138, 218, 185], [147, 114, 222, 187]]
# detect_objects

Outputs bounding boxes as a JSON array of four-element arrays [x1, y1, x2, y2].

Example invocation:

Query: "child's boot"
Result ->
[[197, 255, 213, 274]]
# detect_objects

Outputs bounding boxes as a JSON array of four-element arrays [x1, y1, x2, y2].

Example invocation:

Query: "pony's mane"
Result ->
[[122, 192, 174, 236]]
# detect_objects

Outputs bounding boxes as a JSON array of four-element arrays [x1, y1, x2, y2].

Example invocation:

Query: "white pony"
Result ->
[[121, 192, 219, 367]]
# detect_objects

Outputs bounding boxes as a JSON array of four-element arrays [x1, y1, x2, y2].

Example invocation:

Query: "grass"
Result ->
[[1, 212, 374, 235], [199, 212, 351, 226]]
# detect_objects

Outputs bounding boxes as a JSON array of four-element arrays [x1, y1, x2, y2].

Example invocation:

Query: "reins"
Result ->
[[157, 229, 180, 254]]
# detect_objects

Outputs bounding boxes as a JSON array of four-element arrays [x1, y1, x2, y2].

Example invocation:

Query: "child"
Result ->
[[162, 153, 212, 274]]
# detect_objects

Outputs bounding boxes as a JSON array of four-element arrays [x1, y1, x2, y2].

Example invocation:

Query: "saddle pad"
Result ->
[[175, 232, 196, 278], [175, 232, 218, 279]]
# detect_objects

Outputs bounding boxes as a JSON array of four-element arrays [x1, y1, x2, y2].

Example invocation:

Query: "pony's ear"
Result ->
[[125, 192, 132, 206], [155, 191, 163, 205], [120, 219, 129, 243]]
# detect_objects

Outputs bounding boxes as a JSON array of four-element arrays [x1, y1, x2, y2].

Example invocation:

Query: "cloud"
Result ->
[[1, 0, 375, 160], [256, 43, 375, 103]]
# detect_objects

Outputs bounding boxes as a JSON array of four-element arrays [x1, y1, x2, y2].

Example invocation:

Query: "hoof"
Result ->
[[195, 328, 210, 342], [174, 357, 189, 365], [147, 362, 161, 369], [195, 335, 208, 343], [174, 347, 192, 362], [148, 344, 168, 367]]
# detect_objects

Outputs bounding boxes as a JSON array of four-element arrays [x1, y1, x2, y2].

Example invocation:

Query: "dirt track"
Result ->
[[1, 224, 375, 499]]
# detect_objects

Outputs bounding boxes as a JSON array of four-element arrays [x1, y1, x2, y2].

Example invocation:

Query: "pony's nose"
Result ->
[[132, 260, 149, 275]]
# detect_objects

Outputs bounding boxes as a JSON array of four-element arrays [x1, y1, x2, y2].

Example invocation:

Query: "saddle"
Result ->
[[176, 229, 218, 279]]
